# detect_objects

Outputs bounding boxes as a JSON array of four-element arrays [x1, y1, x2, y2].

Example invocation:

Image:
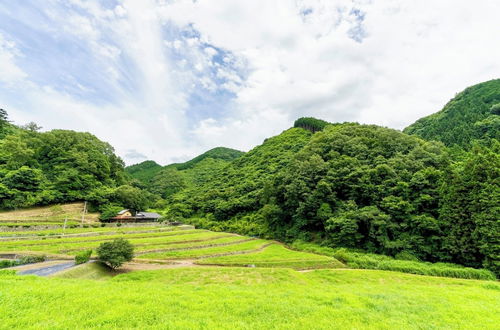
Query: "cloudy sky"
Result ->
[[1, 0, 499, 165]]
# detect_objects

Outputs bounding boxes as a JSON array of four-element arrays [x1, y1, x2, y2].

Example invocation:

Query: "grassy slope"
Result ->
[[0, 268, 498, 329], [51, 262, 113, 280], [0, 203, 99, 223]]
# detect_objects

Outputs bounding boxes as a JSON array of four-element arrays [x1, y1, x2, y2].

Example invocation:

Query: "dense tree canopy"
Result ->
[[294, 117, 330, 133], [0, 110, 146, 212]]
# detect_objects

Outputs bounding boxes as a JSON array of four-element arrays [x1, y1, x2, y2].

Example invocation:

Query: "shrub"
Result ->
[[75, 250, 92, 265], [96, 238, 134, 269], [395, 251, 420, 261], [19, 255, 46, 264], [0, 260, 18, 269]]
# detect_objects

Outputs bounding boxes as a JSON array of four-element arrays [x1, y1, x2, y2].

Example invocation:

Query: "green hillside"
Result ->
[[125, 147, 244, 199], [162, 120, 498, 276], [404, 79, 500, 147], [166, 147, 244, 171], [125, 160, 162, 185]]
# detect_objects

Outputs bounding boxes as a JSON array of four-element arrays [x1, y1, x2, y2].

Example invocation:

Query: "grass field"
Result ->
[[0, 267, 498, 329], [0, 204, 498, 329]]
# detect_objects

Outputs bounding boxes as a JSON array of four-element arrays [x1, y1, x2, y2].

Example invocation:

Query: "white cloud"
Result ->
[[0, 33, 27, 84], [1, 0, 500, 165]]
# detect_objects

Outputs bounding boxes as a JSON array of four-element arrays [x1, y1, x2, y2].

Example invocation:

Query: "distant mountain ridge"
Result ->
[[404, 79, 500, 147], [125, 147, 244, 186]]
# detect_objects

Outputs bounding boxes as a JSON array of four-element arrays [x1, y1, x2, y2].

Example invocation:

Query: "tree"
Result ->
[[99, 204, 124, 221], [112, 185, 152, 211], [22, 122, 42, 132], [96, 238, 134, 269], [150, 168, 186, 198], [2, 166, 44, 192], [75, 250, 92, 265], [0, 108, 8, 135]]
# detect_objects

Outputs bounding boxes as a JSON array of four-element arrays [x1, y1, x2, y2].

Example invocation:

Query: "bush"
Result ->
[[19, 255, 46, 264], [75, 250, 92, 265], [0, 260, 17, 269], [96, 238, 134, 269], [0, 255, 46, 269]]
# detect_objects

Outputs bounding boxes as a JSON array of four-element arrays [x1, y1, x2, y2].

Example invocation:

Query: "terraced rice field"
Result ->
[[0, 223, 344, 270]]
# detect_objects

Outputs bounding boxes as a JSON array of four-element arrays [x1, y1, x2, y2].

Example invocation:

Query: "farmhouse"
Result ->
[[110, 209, 162, 222]]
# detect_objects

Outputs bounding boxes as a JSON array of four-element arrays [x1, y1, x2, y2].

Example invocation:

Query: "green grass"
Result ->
[[197, 244, 345, 269], [137, 239, 269, 260], [0, 267, 498, 329], [0, 221, 81, 227], [0, 225, 182, 237], [0, 228, 244, 260], [0, 230, 211, 253], [51, 262, 114, 280], [134, 235, 250, 253]]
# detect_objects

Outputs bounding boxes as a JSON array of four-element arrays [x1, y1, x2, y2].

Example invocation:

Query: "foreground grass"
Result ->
[[0, 267, 498, 329]]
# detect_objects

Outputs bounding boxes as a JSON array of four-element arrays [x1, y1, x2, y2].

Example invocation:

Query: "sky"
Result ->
[[1, 0, 499, 165]]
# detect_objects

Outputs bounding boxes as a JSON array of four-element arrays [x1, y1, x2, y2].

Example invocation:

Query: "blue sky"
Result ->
[[1, 0, 499, 164]]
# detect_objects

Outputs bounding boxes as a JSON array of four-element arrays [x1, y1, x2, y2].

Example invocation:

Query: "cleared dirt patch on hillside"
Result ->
[[0, 203, 99, 223]]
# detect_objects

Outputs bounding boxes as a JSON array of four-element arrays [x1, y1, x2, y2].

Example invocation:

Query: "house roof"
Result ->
[[117, 209, 130, 215], [136, 212, 162, 218]]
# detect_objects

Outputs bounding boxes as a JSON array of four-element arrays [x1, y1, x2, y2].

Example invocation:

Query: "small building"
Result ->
[[116, 209, 133, 218], [135, 212, 162, 221], [109, 209, 162, 222]]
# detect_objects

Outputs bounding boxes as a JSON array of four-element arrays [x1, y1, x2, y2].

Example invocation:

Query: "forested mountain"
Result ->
[[404, 79, 500, 148], [125, 147, 244, 201], [0, 110, 153, 213], [165, 147, 244, 171]]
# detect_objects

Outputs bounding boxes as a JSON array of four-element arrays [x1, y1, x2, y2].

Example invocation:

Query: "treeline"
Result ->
[[0, 110, 153, 213]]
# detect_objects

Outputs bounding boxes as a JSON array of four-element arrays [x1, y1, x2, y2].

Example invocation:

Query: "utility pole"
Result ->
[[81, 201, 87, 227], [63, 218, 67, 236]]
